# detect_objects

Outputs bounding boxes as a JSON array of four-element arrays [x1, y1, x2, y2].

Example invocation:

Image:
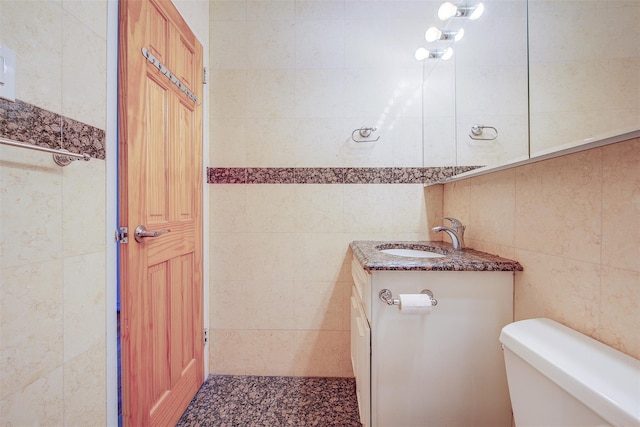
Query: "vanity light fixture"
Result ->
[[438, 2, 485, 21], [425, 27, 465, 42], [414, 47, 454, 61]]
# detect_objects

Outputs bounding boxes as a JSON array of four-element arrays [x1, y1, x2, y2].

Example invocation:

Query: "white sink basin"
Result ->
[[379, 248, 445, 258]]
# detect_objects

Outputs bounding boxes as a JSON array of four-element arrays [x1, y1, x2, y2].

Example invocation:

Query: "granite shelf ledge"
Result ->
[[350, 240, 524, 272]]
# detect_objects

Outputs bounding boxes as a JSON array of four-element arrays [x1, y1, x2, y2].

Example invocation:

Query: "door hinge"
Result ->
[[203, 328, 209, 344], [203, 67, 208, 85], [116, 226, 129, 244]]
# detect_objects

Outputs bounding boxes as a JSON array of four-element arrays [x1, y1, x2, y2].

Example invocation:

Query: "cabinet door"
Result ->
[[356, 312, 371, 427], [371, 270, 513, 427], [351, 286, 371, 427], [350, 294, 358, 375], [351, 258, 371, 320]]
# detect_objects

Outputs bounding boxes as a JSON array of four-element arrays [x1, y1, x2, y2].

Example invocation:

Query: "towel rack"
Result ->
[[351, 126, 380, 143], [469, 124, 498, 141], [0, 136, 91, 166]]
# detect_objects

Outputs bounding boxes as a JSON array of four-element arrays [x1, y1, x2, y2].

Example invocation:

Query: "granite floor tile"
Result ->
[[176, 375, 361, 427]]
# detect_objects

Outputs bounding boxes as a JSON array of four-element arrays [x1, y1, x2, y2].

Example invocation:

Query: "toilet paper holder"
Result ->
[[379, 289, 438, 306]]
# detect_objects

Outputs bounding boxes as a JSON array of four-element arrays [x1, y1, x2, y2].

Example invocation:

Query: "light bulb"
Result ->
[[425, 27, 464, 42], [470, 3, 484, 19], [425, 27, 443, 43], [438, 2, 458, 20], [415, 47, 429, 61], [415, 48, 454, 60]]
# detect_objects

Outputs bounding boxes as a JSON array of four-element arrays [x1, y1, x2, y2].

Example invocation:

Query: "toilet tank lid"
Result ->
[[500, 318, 640, 427]]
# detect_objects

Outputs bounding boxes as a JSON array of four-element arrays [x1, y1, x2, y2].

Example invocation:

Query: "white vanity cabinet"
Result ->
[[350, 254, 515, 427]]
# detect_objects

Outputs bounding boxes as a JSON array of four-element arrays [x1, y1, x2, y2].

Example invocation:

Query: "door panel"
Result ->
[[146, 76, 170, 222], [147, 1, 169, 62], [177, 253, 196, 368], [119, 0, 203, 425], [173, 100, 195, 220], [149, 262, 170, 400]]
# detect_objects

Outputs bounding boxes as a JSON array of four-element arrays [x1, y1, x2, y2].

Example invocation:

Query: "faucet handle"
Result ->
[[443, 217, 466, 233]]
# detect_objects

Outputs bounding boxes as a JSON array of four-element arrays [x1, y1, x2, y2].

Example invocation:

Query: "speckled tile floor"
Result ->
[[176, 375, 362, 427]]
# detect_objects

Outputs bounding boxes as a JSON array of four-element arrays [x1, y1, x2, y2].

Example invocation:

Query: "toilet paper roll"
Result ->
[[398, 293, 432, 315]]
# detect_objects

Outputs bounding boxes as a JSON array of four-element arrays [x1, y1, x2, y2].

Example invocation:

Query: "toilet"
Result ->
[[499, 318, 640, 427]]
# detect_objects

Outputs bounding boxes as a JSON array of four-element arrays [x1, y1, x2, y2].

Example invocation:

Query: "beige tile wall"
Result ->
[[442, 137, 640, 359], [207, 0, 447, 376], [0, 148, 107, 425], [206, 0, 529, 376], [0, 0, 107, 424], [209, 0, 429, 169], [209, 183, 443, 376]]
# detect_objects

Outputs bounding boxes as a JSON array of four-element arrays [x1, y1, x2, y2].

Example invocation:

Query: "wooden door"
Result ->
[[118, 0, 204, 425]]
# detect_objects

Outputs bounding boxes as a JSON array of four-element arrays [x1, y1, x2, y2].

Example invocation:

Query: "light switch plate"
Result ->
[[0, 45, 16, 102]]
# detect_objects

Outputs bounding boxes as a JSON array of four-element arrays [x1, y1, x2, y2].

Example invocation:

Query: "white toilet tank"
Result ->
[[499, 318, 640, 427]]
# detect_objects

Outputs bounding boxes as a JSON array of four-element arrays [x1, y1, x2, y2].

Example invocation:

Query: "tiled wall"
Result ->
[[208, 0, 529, 169], [206, 0, 527, 376], [0, 0, 107, 425], [209, 181, 445, 376], [207, 0, 453, 376], [208, 0, 438, 170], [441, 137, 640, 359]]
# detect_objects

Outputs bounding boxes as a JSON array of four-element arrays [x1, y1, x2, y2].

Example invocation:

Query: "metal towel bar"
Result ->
[[469, 124, 498, 141], [351, 126, 380, 143], [0, 136, 90, 166]]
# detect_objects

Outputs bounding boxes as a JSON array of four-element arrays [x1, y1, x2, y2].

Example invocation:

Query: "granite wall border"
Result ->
[[207, 166, 480, 185], [0, 98, 478, 181], [0, 99, 106, 160]]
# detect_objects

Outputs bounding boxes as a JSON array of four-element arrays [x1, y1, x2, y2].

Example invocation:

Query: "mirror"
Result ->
[[528, 0, 640, 157], [421, 0, 529, 168], [421, 0, 640, 170], [455, 0, 529, 166]]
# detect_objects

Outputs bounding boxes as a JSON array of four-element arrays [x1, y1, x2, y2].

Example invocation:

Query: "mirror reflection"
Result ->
[[419, 0, 528, 168], [528, 0, 640, 157], [419, 0, 640, 170]]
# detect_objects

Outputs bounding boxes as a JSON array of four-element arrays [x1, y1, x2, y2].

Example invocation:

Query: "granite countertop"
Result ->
[[350, 240, 523, 272]]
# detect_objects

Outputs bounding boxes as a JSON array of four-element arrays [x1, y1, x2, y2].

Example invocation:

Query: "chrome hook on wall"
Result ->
[[469, 124, 498, 141], [351, 126, 380, 143]]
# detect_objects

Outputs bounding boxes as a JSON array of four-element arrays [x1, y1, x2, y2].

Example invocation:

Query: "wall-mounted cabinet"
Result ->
[[527, 0, 640, 158], [422, 0, 639, 174]]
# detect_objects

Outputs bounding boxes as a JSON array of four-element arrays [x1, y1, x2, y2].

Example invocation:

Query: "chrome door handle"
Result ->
[[134, 225, 170, 243]]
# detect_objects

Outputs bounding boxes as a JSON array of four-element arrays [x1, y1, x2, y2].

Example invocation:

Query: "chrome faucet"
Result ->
[[432, 217, 466, 250]]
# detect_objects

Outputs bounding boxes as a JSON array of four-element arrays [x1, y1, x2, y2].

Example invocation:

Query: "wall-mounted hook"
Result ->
[[352, 126, 380, 143], [469, 124, 498, 141]]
